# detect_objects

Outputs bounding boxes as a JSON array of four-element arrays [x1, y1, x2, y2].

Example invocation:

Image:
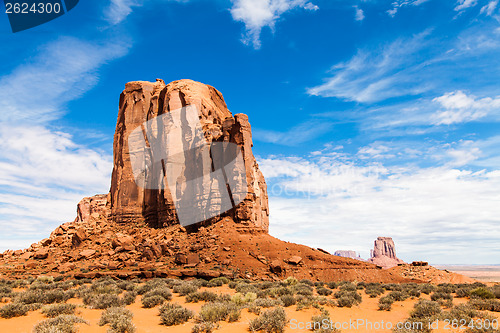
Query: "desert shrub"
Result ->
[[311, 310, 339, 333], [16, 289, 70, 304], [365, 286, 384, 298], [437, 283, 456, 294], [32, 315, 88, 333], [442, 303, 480, 321], [257, 281, 277, 290], [0, 303, 29, 318], [338, 282, 357, 292], [159, 303, 194, 326], [135, 279, 169, 295], [410, 299, 442, 319], [117, 281, 136, 292], [455, 287, 471, 298], [254, 298, 283, 308], [431, 291, 453, 302], [357, 282, 367, 289], [419, 284, 435, 295], [407, 289, 421, 298], [90, 279, 121, 295], [293, 283, 314, 296], [316, 287, 333, 296], [84, 293, 123, 309], [192, 321, 216, 333], [141, 295, 165, 308], [122, 291, 137, 305], [231, 292, 257, 305], [492, 286, 500, 299], [99, 307, 136, 333], [389, 291, 409, 301], [172, 282, 198, 296], [326, 282, 338, 289], [279, 295, 296, 307], [198, 301, 240, 323], [469, 298, 500, 312], [207, 277, 229, 287], [334, 290, 362, 307], [378, 296, 394, 311], [143, 287, 172, 301], [470, 287, 495, 300], [281, 277, 298, 286], [268, 286, 293, 298], [186, 291, 218, 303], [41, 304, 76, 317], [249, 307, 287, 333], [300, 279, 314, 286], [235, 283, 259, 294]]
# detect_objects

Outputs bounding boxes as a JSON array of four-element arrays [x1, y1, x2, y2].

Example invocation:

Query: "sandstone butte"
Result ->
[[367, 237, 406, 269], [0, 79, 472, 284]]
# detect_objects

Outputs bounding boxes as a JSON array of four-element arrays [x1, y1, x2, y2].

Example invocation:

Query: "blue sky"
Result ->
[[1, 0, 499, 264]]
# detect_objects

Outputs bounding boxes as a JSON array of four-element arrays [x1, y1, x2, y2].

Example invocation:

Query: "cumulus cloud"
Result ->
[[260, 149, 500, 263], [432, 90, 500, 125], [230, 0, 318, 49]]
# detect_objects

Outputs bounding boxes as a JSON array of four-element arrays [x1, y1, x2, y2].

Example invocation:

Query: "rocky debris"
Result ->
[[368, 237, 405, 269], [34, 249, 49, 260], [412, 261, 428, 266], [286, 256, 303, 265], [389, 264, 476, 284], [79, 249, 96, 259], [109, 79, 269, 231], [71, 228, 87, 247]]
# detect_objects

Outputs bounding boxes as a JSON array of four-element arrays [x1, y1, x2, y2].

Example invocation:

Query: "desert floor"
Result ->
[[435, 265, 500, 283], [1, 283, 500, 333]]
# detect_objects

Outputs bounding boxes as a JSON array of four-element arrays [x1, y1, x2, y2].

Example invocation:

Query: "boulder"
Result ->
[[34, 249, 49, 259], [287, 256, 303, 265], [79, 249, 96, 259]]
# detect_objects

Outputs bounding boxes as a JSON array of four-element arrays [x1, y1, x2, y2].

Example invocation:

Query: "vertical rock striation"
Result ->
[[109, 79, 269, 231], [368, 236, 405, 268]]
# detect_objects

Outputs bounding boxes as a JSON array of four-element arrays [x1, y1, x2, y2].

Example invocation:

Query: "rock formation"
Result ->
[[333, 250, 358, 259], [368, 237, 405, 268], [109, 79, 269, 231]]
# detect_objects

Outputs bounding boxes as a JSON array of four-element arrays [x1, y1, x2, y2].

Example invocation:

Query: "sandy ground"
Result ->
[[434, 265, 500, 283], [1, 285, 499, 333]]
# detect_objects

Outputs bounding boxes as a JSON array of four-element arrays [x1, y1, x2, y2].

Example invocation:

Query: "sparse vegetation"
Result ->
[[186, 290, 218, 303], [192, 321, 216, 333], [159, 303, 194, 326], [378, 296, 394, 311], [198, 301, 240, 323], [470, 287, 495, 300], [0, 302, 29, 318], [32, 315, 88, 333], [99, 307, 136, 333], [41, 304, 77, 317], [279, 294, 296, 307], [249, 306, 287, 333]]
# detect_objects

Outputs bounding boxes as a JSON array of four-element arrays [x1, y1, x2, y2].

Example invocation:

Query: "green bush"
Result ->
[[41, 304, 76, 318], [192, 321, 216, 333], [469, 298, 500, 312], [279, 295, 296, 307], [99, 307, 136, 333], [173, 283, 198, 296], [455, 287, 471, 298], [300, 279, 314, 286], [249, 307, 287, 333], [430, 291, 453, 302], [185, 291, 218, 303], [32, 315, 88, 333], [231, 292, 257, 305], [141, 295, 165, 308], [311, 310, 339, 333], [316, 287, 332, 296], [470, 287, 495, 300], [254, 298, 283, 308], [159, 303, 194, 326], [207, 277, 229, 287], [122, 291, 137, 306], [281, 277, 298, 286], [410, 299, 442, 319], [389, 291, 409, 301], [419, 284, 435, 295], [338, 282, 357, 291], [143, 287, 172, 301], [334, 290, 362, 307], [326, 282, 338, 290], [198, 301, 240, 323], [378, 296, 394, 311], [0, 303, 29, 318], [293, 283, 314, 296]]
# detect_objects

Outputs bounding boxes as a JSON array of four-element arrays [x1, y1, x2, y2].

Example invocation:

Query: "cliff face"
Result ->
[[109, 79, 269, 231], [368, 237, 405, 268]]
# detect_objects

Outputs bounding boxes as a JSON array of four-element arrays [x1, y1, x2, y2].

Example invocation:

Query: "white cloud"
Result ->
[[354, 5, 365, 21], [230, 0, 318, 49], [432, 90, 500, 125], [455, 0, 478, 11], [387, 0, 430, 17], [307, 31, 431, 103], [261, 150, 500, 264], [480, 0, 498, 15], [0, 36, 125, 251], [105, 0, 140, 24]]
